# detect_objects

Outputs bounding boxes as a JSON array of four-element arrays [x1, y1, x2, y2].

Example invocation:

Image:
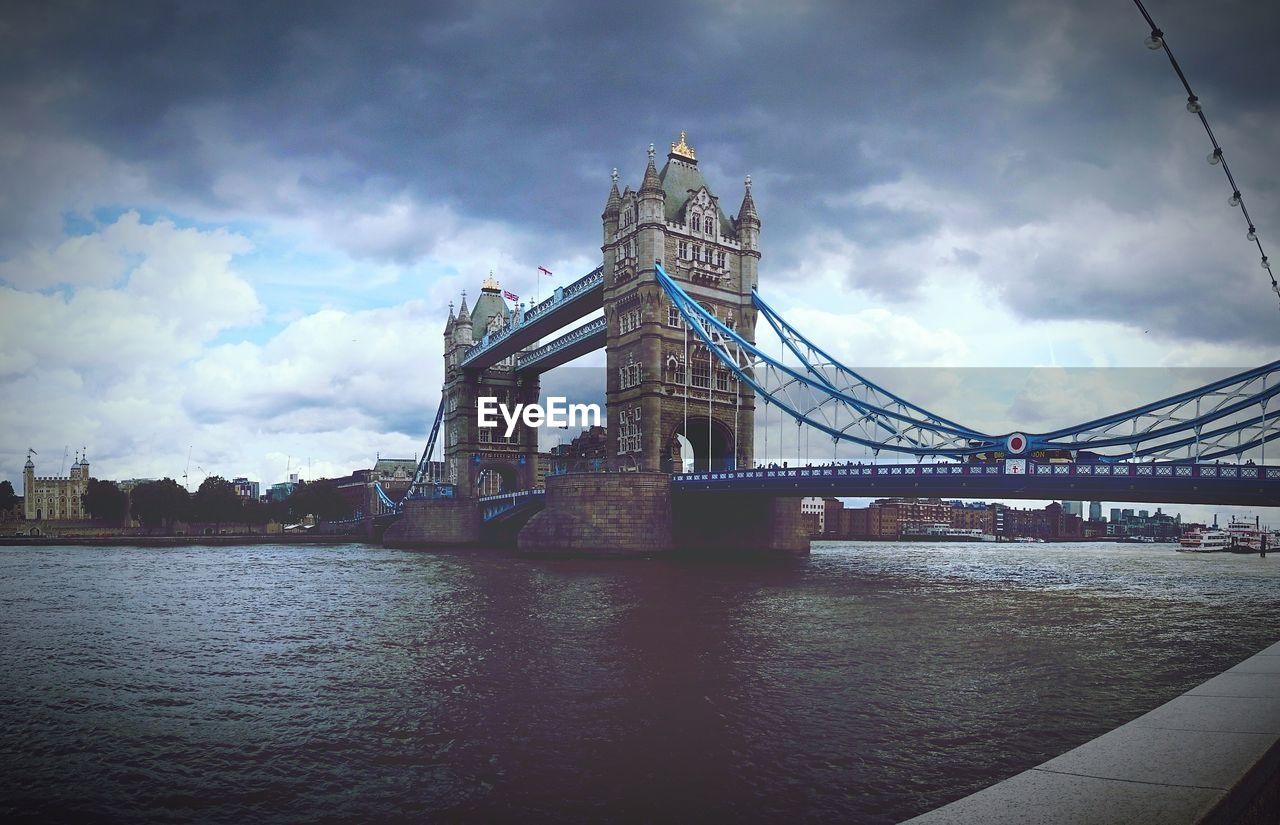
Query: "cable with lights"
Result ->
[[1132, 0, 1278, 307]]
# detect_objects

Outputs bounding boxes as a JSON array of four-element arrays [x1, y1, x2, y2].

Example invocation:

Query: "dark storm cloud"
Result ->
[[1, 0, 1013, 228], [3, 0, 1278, 341]]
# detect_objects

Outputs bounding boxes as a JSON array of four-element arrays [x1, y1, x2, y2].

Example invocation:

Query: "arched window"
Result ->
[[688, 210, 699, 231], [704, 216, 714, 234], [667, 354, 686, 385]]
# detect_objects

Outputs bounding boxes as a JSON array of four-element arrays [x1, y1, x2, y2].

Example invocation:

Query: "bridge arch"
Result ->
[[673, 416, 734, 472], [475, 463, 519, 496]]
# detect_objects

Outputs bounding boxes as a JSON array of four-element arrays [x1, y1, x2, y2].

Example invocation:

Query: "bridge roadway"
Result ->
[[461, 267, 604, 371], [672, 460, 1280, 507], [474, 460, 1277, 522]]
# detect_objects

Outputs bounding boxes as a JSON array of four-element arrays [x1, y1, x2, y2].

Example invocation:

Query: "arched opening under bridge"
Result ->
[[678, 417, 734, 472], [475, 464, 519, 496]]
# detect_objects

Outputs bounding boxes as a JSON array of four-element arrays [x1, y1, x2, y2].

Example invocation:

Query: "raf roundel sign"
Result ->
[[1006, 433, 1028, 454]]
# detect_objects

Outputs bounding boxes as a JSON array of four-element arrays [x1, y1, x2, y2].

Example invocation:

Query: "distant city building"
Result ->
[[231, 477, 260, 500], [373, 458, 418, 484], [267, 478, 297, 502], [823, 498, 842, 536], [115, 478, 157, 493], [818, 497, 1094, 541], [333, 459, 450, 519], [551, 426, 609, 474], [1108, 506, 1182, 540], [950, 501, 998, 534], [1089, 501, 1103, 521], [1060, 501, 1083, 517], [23, 450, 91, 521], [1000, 502, 1083, 540], [1111, 508, 1121, 523], [800, 497, 825, 535]]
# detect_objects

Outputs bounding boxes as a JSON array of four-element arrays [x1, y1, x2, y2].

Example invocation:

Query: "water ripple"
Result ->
[[2, 541, 1278, 822]]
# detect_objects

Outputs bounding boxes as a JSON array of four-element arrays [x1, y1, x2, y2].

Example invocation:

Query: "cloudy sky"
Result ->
[[1, 0, 1276, 518]]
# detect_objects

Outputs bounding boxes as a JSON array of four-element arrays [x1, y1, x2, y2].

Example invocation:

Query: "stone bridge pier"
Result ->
[[383, 498, 480, 548], [517, 472, 809, 557]]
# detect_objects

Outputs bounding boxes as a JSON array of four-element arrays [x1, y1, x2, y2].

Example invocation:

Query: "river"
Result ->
[[2, 541, 1278, 822]]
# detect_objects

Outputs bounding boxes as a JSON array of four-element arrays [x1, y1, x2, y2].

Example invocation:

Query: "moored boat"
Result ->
[[1178, 528, 1231, 552], [900, 523, 998, 542], [1224, 516, 1279, 553]]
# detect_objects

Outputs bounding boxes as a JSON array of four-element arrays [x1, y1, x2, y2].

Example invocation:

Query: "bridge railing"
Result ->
[[516, 316, 607, 370], [673, 460, 1280, 484], [478, 489, 545, 504], [478, 488, 546, 522], [461, 266, 604, 367]]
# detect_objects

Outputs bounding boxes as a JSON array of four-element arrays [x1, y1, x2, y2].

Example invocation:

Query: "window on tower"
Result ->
[[678, 240, 689, 259], [666, 354, 685, 384], [618, 408, 643, 454], [667, 304, 683, 328], [692, 360, 710, 389], [619, 357, 642, 389], [704, 216, 714, 234]]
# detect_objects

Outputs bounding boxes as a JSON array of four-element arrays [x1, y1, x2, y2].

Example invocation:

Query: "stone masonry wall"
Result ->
[[383, 498, 480, 548], [518, 471, 673, 556], [672, 492, 810, 556]]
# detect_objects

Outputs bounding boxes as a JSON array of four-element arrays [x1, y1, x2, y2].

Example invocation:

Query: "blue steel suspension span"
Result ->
[[656, 262, 1280, 464], [384, 262, 1276, 512]]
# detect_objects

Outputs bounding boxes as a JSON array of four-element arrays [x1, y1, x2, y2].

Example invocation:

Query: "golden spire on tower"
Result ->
[[670, 130, 696, 161]]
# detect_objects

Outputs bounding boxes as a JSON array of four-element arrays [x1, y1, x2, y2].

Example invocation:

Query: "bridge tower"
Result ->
[[441, 275, 541, 497], [603, 131, 759, 473]]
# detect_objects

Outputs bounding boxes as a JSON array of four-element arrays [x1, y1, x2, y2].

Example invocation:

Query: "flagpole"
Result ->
[[536, 265, 553, 307]]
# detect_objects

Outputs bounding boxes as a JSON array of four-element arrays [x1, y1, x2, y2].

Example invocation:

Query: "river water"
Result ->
[[3, 541, 1279, 823]]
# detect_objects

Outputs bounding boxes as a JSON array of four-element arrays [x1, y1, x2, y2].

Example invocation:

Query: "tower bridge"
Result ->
[[378, 132, 1279, 554]]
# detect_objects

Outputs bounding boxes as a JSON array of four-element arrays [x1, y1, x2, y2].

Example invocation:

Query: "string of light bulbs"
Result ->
[[1131, 0, 1278, 308]]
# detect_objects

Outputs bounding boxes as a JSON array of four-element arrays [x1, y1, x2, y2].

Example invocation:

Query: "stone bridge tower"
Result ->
[[441, 275, 541, 497], [602, 132, 759, 473]]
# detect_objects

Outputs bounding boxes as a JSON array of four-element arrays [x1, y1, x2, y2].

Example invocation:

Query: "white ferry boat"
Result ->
[[1224, 517, 1280, 553], [901, 524, 998, 542], [1178, 528, 1232, 552]]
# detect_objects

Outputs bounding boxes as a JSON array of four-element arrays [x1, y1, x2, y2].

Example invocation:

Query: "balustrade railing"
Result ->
[[517, 316, 607, 370], [673, 461, 1276, 484]]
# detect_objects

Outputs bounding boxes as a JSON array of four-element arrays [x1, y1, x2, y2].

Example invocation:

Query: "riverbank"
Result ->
[[905, 639, 1280, 823]]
